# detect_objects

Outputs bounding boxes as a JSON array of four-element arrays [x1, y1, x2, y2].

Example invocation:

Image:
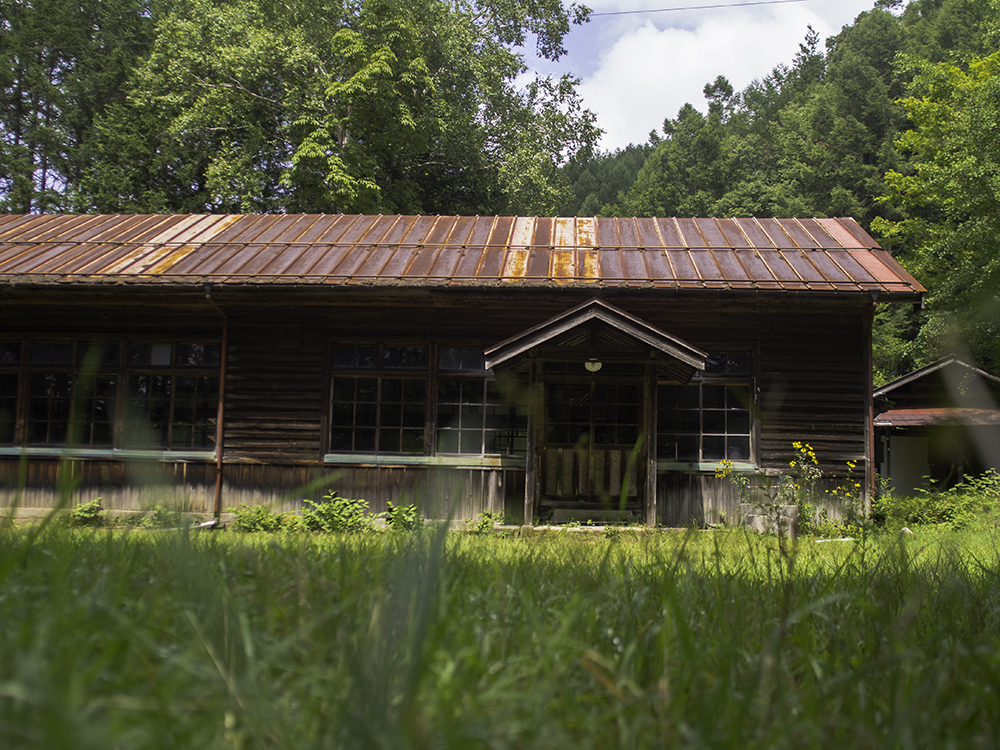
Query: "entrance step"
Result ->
[[550, 508, 636, 525]]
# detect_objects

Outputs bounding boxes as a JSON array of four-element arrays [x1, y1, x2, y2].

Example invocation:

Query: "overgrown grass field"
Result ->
[[4, 520, 1000, 749]]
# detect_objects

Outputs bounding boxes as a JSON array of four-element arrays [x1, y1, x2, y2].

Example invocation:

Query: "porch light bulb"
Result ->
[[585, 358, 602, 373]]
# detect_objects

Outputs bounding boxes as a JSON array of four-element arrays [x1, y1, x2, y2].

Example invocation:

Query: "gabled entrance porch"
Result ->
[[485, 298, 706, 526]]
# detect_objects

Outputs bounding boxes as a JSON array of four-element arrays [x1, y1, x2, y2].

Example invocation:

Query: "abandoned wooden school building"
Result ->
[[0, 214, 925, 525]]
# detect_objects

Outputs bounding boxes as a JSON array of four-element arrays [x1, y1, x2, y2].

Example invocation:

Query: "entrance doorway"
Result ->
[[543, 380, 641, 505]]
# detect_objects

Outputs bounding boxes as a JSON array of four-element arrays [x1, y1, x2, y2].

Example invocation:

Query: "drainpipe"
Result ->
[[205, 282, 228, 526]]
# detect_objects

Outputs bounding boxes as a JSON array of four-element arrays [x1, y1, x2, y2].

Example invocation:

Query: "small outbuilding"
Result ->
[[0, 214, 924, 525], [875, 356, 1000, 496]]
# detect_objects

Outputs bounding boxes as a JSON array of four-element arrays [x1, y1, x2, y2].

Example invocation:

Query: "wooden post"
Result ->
[[523, 360, 539, 526], [206, 287, 228, 525], [864, 295, 877, 514], [644, 363, 658, 527]]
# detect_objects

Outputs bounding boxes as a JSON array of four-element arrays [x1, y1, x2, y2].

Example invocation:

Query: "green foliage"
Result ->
[[559, 143, 653, 216], [229, 503, 291, 534], [72, 0, 598, 216], [301, 490, 373, 533], [1, 0, 598, 215], [64, 499, 106, 528], [123, 504, 185, 530], [381, 501, 423, 532], [6, 525, 1000, 746], [230, 497, 423, 534], [0, 0, 156, 212], [719, 443, 865, 538], [875, 48, 1000, 372], [469, 509, 506, 534], [875, 469, 1000, 530], [613, 9, 915, 222]]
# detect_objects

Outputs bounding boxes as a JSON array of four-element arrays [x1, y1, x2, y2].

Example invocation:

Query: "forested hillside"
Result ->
[[574, 0, 999, 381], [0, 0, 598, 216]]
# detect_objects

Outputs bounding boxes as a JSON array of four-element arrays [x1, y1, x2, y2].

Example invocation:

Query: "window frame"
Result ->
[[0, 337, 221, 457], [656, 350, 756, 470], [328, 343, 430, 456], [435, 347, 527, 458], [0, 340, 24, 446], [124, 341, 221, 451], [325, 342, 528, 464]]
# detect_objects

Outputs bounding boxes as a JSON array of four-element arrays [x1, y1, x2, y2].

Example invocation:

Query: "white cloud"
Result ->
[[532, 0, 880, 150]]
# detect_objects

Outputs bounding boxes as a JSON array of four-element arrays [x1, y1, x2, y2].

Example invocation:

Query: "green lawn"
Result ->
[[2, 522, 1000, 748]]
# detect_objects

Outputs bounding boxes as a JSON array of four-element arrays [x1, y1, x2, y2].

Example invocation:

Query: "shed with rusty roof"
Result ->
[[0, 214, 924, 525], [875, 357, 1000, 496]]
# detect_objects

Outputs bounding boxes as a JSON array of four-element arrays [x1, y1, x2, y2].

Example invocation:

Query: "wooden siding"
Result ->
[[543, 447, 638, 500], [1, 288, 870, 524], [224, 320, 326, 462], [0, 458, 525, 520], [658, 473, 856, 526], [757, 316, 867, 473], [0, 457, 216, 512]]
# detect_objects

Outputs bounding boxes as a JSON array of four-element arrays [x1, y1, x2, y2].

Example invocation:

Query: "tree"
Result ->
[[0, 0, 155, 212], [559, 143, 653, 216], [79, 0, 599, 215], [874, 47, 1000, 372]]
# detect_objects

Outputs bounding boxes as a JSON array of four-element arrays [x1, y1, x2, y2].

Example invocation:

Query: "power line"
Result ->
[[591, 0, 810, 17]]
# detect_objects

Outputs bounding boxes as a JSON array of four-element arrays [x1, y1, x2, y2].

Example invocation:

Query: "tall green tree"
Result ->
[[80, 0, 599, 215], [614, 86, 730, 217], [775, 7, 909, 223], [874, 48, 1000, 372], [0, 0, 155, 212], [559, 143, 653, 216]]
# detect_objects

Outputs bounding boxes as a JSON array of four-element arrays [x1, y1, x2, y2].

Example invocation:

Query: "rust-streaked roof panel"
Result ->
[[0, 214, 925, 298], [875, 408, 1000, 427]]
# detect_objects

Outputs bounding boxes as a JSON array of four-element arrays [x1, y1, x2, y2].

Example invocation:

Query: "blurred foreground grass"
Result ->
[[2, 523, 1000, 748]]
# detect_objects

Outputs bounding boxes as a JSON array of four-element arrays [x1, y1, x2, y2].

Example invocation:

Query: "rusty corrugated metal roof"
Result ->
[[874, 356, 1000, 398], [0, 214, 925, 297], [875, 408, 1000, 428]]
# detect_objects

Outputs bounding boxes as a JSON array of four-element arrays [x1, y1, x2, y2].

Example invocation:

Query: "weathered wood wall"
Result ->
[[1, 289, 870, 524], [0, 457, 215, 512], [0, 457, 525, 520], [659, 473, 858, 527]]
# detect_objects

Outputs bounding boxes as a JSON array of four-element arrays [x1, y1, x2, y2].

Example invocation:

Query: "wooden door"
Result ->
[[543, 381, 641, 504]]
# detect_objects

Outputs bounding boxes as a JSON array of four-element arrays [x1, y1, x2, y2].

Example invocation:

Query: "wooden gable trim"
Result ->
[[483, 297, 706, 378], [874, 355, 1000, 399]]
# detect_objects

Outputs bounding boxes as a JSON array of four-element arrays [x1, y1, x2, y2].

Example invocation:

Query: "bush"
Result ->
[[119, 504, 185, 530], [874, 470, 1000, 530], [301, 491, 373, 533], [382, 501, 422, 531], [229, 504, 290, 533], [65, 499, 106, 528], [469, 510, 505, 534]]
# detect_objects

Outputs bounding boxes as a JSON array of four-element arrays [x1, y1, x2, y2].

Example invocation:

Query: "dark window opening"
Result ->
[[5, 339, 220, 451], [330, 345, 428, 455], [330, 344, 526, 457], [658, 351, 752, 463], [547, 382, 640, 447]]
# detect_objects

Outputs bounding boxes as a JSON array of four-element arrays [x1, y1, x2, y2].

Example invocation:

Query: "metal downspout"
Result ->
[[205, 284, 228, 525]]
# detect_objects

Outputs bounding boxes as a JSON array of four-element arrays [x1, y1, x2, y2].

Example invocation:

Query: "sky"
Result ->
[[525, 0, 883, 151]]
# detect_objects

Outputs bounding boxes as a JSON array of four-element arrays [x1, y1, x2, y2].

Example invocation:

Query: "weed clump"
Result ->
[[874, 469, 1000, 531], [229, 491, 423, 534], [64, 499, 107, 528]]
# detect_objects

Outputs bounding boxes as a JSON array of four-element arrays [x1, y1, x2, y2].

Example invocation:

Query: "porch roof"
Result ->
[[0, 214, 924, 298], [484, 297, 706, 383], [875, 408, 1000, 428], [874, 355, 1000, 399]]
